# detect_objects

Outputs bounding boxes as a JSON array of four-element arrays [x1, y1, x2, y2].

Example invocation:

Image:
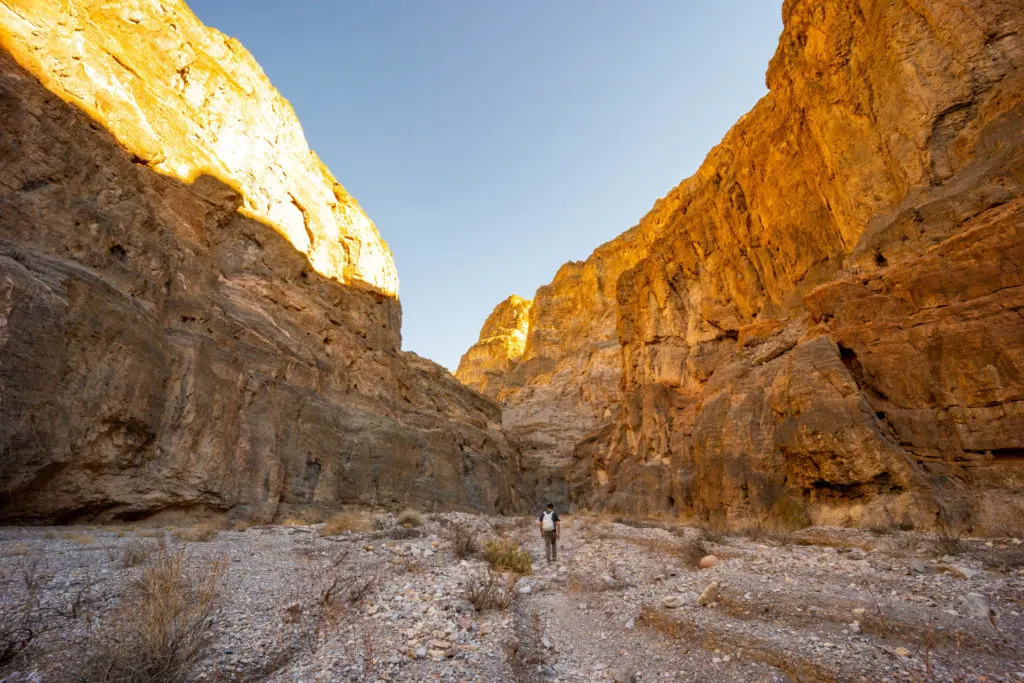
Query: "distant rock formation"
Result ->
[[0, 1, 524, 522], [459, 0, 1024, 533], [456, 295, 532, 398]]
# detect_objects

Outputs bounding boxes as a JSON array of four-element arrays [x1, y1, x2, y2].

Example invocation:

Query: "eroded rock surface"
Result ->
[[0, 0, 396, 294], [460, 0, 1024, 532], [0, 4, 524, 522]]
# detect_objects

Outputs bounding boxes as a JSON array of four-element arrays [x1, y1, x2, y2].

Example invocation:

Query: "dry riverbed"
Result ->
[[1, 513, 1022, 682]]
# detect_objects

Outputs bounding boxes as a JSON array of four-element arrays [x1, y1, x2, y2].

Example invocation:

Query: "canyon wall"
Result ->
[[459, 0, 1024, 533], [0, 1, 525, 523]]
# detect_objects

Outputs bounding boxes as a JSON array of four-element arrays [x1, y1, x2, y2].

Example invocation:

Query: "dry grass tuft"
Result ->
[[397, 509, 424, 528], [934, 523, 965, 556], [450, 524, 479, 559], [172, 523, 218, 543], [86, 546, 226, 682], [65, 533, 95, 545], [120, 540, 158, 568], [0, 558, 49, 666], [322, 511, 373, 536], [482, 537, 532, 575], [42, 531, 57, 540], [6, 543, 30, 557], [465, 570, 515, 612], [286, 554, 378, 654]]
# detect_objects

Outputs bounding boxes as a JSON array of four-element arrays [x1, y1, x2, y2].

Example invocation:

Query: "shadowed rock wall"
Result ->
[[0, 46, 525, 523], [459, 0, 1024, 533]]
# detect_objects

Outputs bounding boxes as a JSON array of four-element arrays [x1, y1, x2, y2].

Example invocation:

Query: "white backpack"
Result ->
[[542, 511, 555, 531]]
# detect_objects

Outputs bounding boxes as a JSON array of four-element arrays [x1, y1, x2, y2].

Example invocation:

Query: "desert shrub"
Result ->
[[699, 525, 727, 544], [6, 542, 30, 557], [677, 537, 708, 568], [385, 526, 423, 540], [65, 533, 95, 545], [0, 559, 47, 666], [42, 530, 57, 540], [397, 509, 424, 528], [286, 554, 378, 654], [172, 523, 218, 543], [451, 525, 479, 559], [465, 570, 514, 612], [86, 546, 226, 682], [121, 540, 157, 568], [482, 537, 532, 575], [322, 511, 373, 536], [935, 521, 964, 556]]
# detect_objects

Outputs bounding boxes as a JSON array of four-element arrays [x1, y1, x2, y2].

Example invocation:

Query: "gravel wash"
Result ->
[[1, 515, 1022, 682]]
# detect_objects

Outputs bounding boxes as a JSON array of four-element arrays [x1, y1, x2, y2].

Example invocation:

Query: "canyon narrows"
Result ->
[[457, 0, 1024, 534], [0, 0, 525, 523]]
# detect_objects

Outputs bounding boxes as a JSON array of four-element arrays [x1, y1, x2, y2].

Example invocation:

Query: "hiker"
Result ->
[[537, 503, 560, 562]]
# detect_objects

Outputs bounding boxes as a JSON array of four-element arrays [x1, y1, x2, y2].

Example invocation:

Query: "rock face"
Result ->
[[460, 0, 1024, 533], [0, 0, 396, 295], [0, 3, 525, 522], [455, 295, 532, 399]]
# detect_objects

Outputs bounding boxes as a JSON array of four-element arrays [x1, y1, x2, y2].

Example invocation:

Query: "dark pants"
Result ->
[[543, 530, 557, 561]]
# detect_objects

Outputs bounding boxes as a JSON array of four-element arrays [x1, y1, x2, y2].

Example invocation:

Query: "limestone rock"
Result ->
[[458, 0, 1024, 533], [455, 295, 532, 398], [698, 582, 720, 607], [0, 7, 525, 522], [0, 0, 396, 295]]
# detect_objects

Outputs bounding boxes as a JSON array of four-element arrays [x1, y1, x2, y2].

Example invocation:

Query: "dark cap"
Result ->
[[545, 503, 554, 509]]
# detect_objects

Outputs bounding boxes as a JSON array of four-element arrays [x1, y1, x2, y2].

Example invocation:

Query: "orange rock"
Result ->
[[459, 0, 1024, 534], [699, 555, 719, 569]]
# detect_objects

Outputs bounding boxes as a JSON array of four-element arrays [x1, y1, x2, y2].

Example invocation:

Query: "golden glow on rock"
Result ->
[[0, 0, 398, 296], [455, 295, 532, 392]]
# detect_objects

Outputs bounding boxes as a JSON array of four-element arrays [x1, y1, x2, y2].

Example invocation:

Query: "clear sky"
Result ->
[[188, 1, 783, 372]]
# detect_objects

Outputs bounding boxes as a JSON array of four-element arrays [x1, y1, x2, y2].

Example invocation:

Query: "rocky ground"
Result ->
[[1, 513, 1022, 682]]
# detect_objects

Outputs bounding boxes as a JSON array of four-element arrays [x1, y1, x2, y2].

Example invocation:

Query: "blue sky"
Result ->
[[188, 1, 783, 371]]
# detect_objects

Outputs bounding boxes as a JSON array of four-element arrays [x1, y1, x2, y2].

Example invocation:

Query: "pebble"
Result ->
[[699, 554, 719, 569]]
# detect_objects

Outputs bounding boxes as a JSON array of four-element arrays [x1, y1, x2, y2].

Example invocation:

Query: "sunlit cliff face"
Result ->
[[0, 0, 398, 296], [454, 295, 532, 394]]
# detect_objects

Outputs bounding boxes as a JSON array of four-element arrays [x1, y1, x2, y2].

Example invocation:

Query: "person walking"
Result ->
[[537, 503, 560, 563]]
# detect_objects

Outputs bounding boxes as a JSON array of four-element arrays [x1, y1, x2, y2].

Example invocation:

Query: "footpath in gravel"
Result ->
[[1, 512, 1022, 682]]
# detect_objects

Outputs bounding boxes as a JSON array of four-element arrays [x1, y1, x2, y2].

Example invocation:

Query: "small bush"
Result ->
[[0, 559, 47, 666], [385, 526, 423, 540], [451, 525, 479, 559], [677, 537, 708, 568], [397, 509, 424, 528], [121, 540, 157, 568], [935, 524, 964, 556], [86, 547, 226, 682], [6, 543, 30, 557], [322, 512, 372, 536], [482, 537, 532, 575], [65, 533, 95, 545], [42, 531, 57, 540], [172, 523, 218, 543], [465, 570, 514, 612]]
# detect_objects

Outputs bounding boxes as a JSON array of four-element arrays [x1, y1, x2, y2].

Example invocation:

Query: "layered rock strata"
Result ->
[[0, 5, 524, 522], [460, 0, 1024, 533]]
